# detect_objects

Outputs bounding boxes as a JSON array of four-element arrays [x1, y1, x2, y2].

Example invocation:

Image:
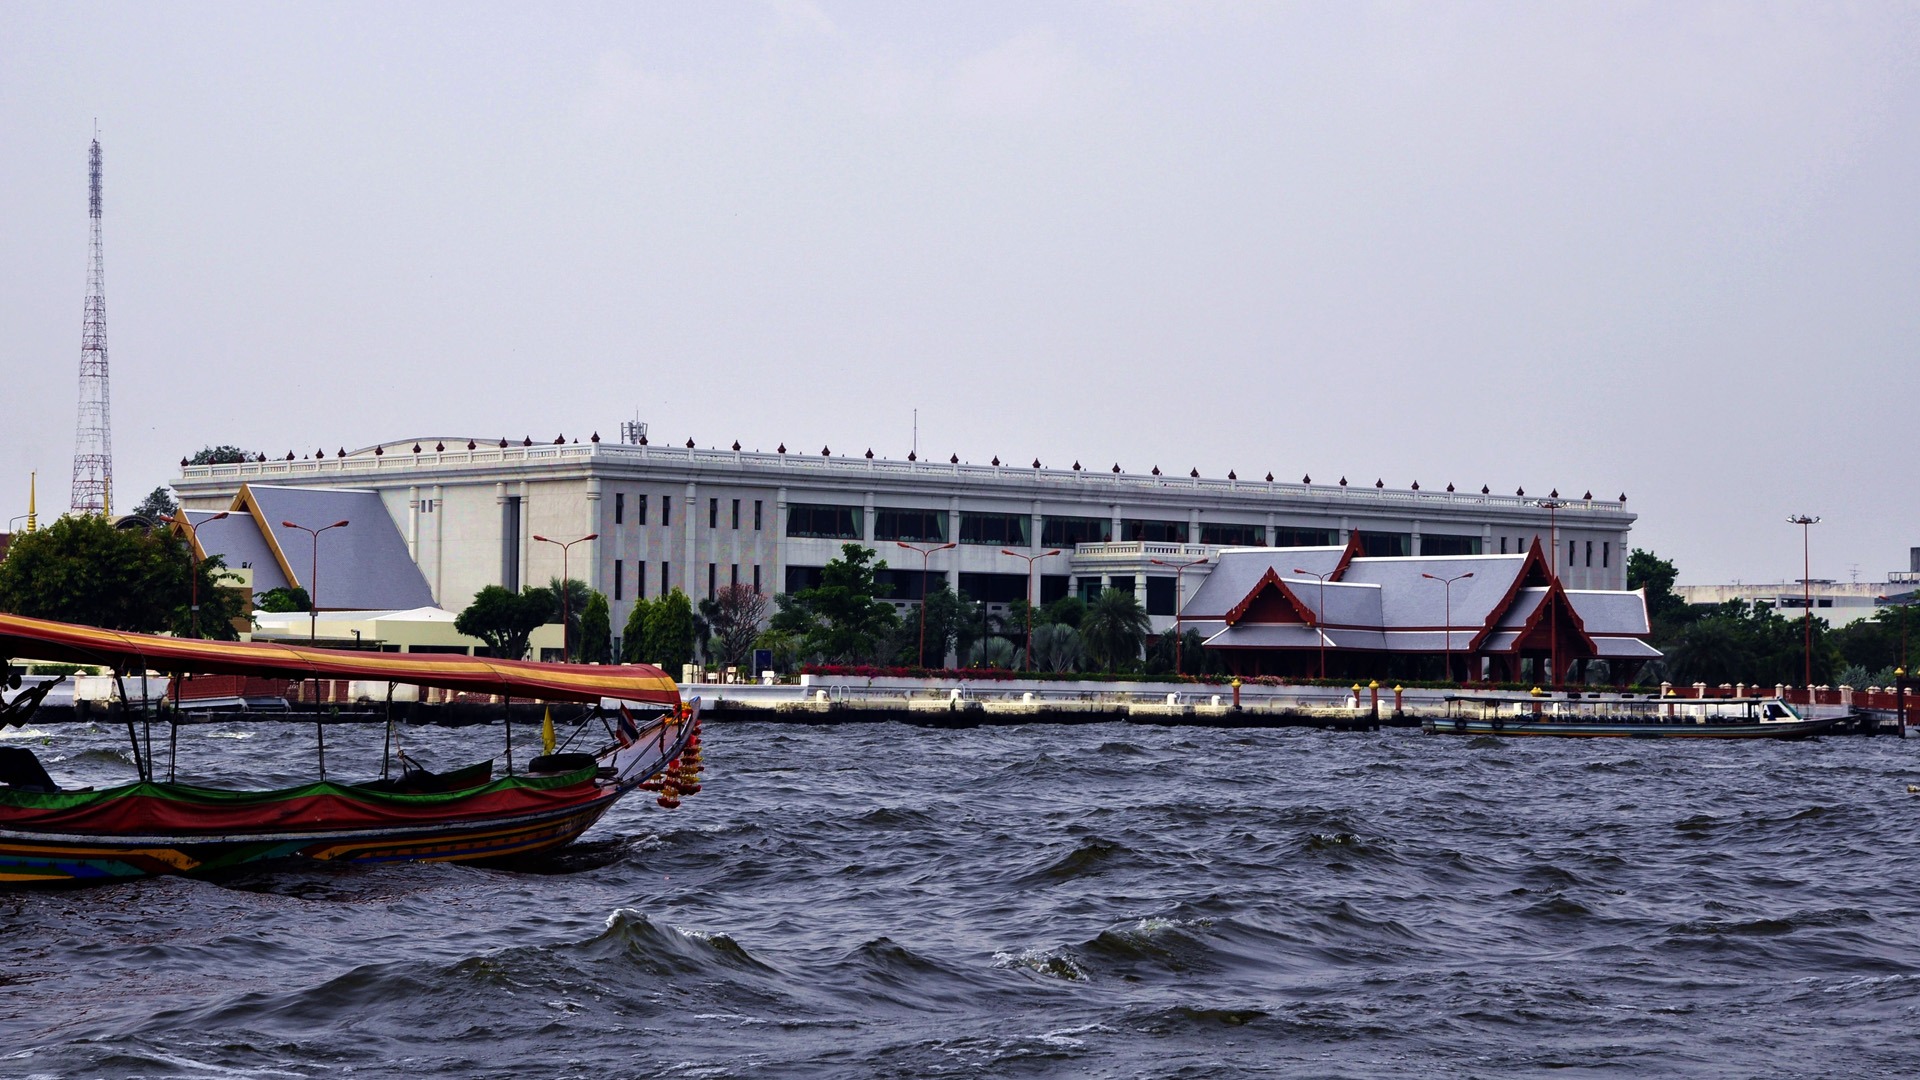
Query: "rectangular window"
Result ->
[[501, 496, 522, 591], [662, 495, 671, 524], [1422, 533, 1481, 556], [708, 563, 717, 598], [730, 564, 739, 587], [786, 565, 825, 593], [959, 572, 1031, 603], [638, 563, 647, 599], [1273, 527, 1339, 548], [786, 503, 863, 539], [1568, 540, 1576, 566], [614, 560, 624, 600], [874, 507, 947, 543], [1199, 522, 1263, 547], [1500, 536, 1508, 554], [1040, 574, 1070, 605], [753, 564, 761, 593], [754, 500, 763, 530], [661, 561, 671, 595], [958, 512, 1027, 546], [1123, 519, 1189, 544], [1603, 542, 1611, 569], [709, 498, 718, 529], [1356, 531, 1411, 558], [731, 499, 741, 529], [1146, 576, 1177, 616], [1586, 540, 1593, 567], [636, 493, 649, 526], [1042, 517, 1113, 547], [615, 493, 625, 525]]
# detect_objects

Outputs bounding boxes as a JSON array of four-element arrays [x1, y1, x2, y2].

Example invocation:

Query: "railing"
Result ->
[[178, 441, 1634, 519], [1073, 542, 1217, 560]]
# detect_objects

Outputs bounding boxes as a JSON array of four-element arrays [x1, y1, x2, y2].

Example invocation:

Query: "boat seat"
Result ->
[[0, 747, 59, 793], [526, 752, 597, 776]]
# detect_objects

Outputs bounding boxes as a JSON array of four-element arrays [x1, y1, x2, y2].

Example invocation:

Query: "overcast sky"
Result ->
[[3, 2, 1915, 585]]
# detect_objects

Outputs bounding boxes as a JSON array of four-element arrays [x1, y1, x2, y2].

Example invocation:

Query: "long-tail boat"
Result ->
[[0, 613, 701, 884], [1423, 691, 1840, 739]]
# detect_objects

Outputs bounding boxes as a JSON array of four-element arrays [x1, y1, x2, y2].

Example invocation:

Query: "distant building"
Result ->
[[1676, 548, 1919, 627], [174, 434, 1638, 653]]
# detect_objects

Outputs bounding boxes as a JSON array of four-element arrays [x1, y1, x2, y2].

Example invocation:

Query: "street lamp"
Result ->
[[1002, 548, 1063, 671], [533, 533, 599, 661], [167, 510, 228, 638], [1788, 514, 1821, 691], [1421, 571, 1475, 683], [897, 540, 956, 666], [1294, 567, 1334, 680], [282, 518, 349, 778], [1539, 497, 1566, 687], [1151, 555, 1210, 676]]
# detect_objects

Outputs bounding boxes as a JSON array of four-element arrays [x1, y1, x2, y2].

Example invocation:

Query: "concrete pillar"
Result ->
[[1188, 508, 1200, 547], [774, 486, 788, 596], [684, 480, 698, 594], [863, 491, 875, 545], [1482, 522, 1493, 556], [1339, 515, 1351, 543], [1110, 504, 1122, 545], [432, 483, 444, 605], [406, 484, 419, 559], [1265, 512, 1277, 547], [1411, 519, 1422, 556], [585, 476, 603, 593]]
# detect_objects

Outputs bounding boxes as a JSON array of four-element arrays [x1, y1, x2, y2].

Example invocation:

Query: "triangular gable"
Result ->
[[1467, 538, 1559, 651], [1329, 531, 1362, 581], [230, 484, 303, 593], [1500, 579, 1597, 656], [1223, 568, 1317, 626]]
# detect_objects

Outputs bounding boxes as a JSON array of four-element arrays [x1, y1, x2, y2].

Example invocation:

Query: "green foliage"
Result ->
[[644, 589, 698, 674], [622, 596, 655, 662], [1042, 595, 1087, 630], [1628, 548, 1696, 639], [0, 514, 237, 637], [187, 445, 255, 465], [754, 627, 803, 673], [968, 635, 1017, 668], [1031, 623, 1083, 672], [131, 486, 178, 521], [775, 544, 902, 663], [577, 592, 613, 664], [1081, 589, 1151, 672], [454, 585, 554, 661], [257, 586, 311, 613], [1662, 599, 1840, 687], [1831, 605, 1918, 675], [700, 584, 772, 670], [546, 577, 591, 658], [913, 583, 981, 667]]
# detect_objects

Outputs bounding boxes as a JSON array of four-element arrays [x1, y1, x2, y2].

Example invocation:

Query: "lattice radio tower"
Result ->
[[70, 131, 113, 515]]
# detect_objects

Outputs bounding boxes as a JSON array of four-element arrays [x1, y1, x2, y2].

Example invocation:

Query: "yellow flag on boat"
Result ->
[[541, 707, 556, 755]]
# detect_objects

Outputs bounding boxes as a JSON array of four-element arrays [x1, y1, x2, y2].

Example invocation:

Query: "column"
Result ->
[[1110, 504, 1122, 545], [585, 476, 603, 593], [1188, 507, 1200, 548], [1265, 512, 1276, 547], [863, 491, 876, 545], [406, 484, 419, 559], [774, 486, 788, 596], [431, 483, 444, 605], [684, 480, 697, 594], [1411, 519, 1422, 557], [1030, 499, 1044, 605]]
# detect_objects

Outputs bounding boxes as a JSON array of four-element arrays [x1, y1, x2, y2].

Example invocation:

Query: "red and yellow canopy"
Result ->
[[0, 613, 678, 705]]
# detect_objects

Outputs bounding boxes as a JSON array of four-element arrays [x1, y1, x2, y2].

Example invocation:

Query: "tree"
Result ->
[[701, 584, 771, 670], [187, 445, 255, 466], [547, 577, 591, 659], [0, 514, 243, 639], [1031, 623, 1083, 672], [577, 591, 613, 664], [1042, 595, 1087, 630], [754, 627, 804, 673], [258, 586, 311, 613], [131, 487, 178, 521], [645, 589, 698, 675], [1629, 548, 1696, 640], [776, 544, 901, 663], [968, 636, 1017, 668], [915, 583, 982, 667], [454, 585, 554, 660], [1081, 588, 1151, 672], [622, 596, 656, 662]]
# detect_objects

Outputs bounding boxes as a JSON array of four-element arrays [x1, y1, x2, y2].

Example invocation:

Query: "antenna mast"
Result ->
[[71, 131, 113, 515]]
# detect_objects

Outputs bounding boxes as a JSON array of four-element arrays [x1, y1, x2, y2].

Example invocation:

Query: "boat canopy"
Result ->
[[0, 613, 678, 705]]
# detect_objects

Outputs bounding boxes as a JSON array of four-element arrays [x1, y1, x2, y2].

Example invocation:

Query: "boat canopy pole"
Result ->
[[315, 678, 326, 779], [555, 704, 605, 755], [503, 694, 514, 775], [139, 669, 154, 781], [111, 669, 146, 783], [168, 669, 182, 782], [381, 682, 396, 781]]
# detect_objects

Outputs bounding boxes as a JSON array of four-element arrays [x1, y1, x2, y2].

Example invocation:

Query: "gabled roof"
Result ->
[[194, 485, 436, 611], [183, 510, 290, 594]]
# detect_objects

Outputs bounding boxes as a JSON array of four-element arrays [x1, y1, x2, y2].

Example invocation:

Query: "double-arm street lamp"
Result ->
[[1003, 548, 1064, 671], [167, 510, 228, 638], [1421, 571, 1475, 683], [1788, 514, 1822, 690], [1150, 555, 1210, 676], [282, 518, 349, 777], [533, 533, 599, 661], [897, 540, 956, 667], [1294, 567, 1334, 680]]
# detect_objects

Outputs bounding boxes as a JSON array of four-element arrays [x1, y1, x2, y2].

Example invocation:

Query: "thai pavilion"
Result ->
[[1181, 536, 1660, 683]]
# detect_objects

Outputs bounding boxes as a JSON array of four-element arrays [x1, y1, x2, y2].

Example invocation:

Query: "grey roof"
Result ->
[[1566, 590, 1651, 636], [187, 510, 289, 594], [1283, 578, 1382, 627], [1591, 636, 1662, 659], [1340, 553, 1527, 630], [1496, 590, 1547, 628], [1181, 545, 1346, 619], [242, 485, 435, 611], [1204, 624, 1326, 649]]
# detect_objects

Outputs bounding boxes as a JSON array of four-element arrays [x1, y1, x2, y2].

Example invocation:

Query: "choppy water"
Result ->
[[4, 718, 1920, 1078]]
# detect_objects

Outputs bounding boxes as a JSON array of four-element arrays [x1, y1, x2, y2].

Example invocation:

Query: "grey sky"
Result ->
[[3, 2, 1914, 586]]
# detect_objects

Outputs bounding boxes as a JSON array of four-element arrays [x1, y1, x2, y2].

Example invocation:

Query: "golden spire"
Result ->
[[26, 471, 35, 532]]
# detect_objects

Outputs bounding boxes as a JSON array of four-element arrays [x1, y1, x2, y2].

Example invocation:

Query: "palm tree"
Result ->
[[1082, 589, 1151, 672], [1032, 623, 1084, 672]]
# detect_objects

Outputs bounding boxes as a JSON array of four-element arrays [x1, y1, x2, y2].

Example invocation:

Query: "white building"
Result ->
[[173, 433, 1637, 647]]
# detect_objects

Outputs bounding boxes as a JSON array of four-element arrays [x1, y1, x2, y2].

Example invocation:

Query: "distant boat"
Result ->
[[0, 614, 701, 884], [1422, 692, 1841, 739]]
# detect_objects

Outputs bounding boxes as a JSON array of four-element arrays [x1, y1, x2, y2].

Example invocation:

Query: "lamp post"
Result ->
[[533, 533, 599, 661], [1151, 555, 1210, 676], [1421, 571, 1475, 683], [1788, 514, 1821, 692], [897, 540, 956, 666], [167, 510, 228, 638], [1539, 498, 1566, 687], [282, 518, 349, 777], [1003, 548, 1063, 671], [1294, 567, 1334, 680]]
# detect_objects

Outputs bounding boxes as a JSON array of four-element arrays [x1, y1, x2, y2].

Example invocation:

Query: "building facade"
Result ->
[[174, 435, 1638, 646]]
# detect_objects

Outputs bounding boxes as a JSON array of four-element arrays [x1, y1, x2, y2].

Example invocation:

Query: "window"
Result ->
[[1199, 522, 1263, 547], [661, 561, 670, 595], [1040, 574, 1070, 604], [1146, 576, 1177, 616], [753, 564, 761, 593], [638, 562, 646, 599], [874, 507, 947, 543], [786, 565, 825, 593], [730, 564, 739, 587], [1422, 534, 1481, 556], [1501, 536, 1508, 554], [1568, 540, 1575, 566], [1586, 540, 1593, 568], [615, 493, 624, 525], [1356, 531, 1410, 558], [708, 563, 717, 598], [1123, 519, 1188, 543], [662, 495, 671, 524], [787, 503, 862, 539], [1273, 527, 1338, 548], [614, 560, 624, 600], [501, 496, 522, 591], [754, 500, 763, 530], [1603, 542, 1611, 569], [635, 493, 648, 526], [731, 499, 740, 530], [959, 572, 1030, 603], [416, 498, 435, 513], [709, 498, 718, 529], [959, 512, 1027, 546], [1042, 517, 1113, 547]]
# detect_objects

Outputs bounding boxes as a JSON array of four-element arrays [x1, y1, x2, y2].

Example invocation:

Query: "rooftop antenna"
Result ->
[[71, 125, 113, 515], [619, 412, 648, 445], [912, 408, 918, 459]]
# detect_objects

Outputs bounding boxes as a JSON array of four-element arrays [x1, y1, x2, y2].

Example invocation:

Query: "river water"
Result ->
[[2, 718, 1918, 1078]]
